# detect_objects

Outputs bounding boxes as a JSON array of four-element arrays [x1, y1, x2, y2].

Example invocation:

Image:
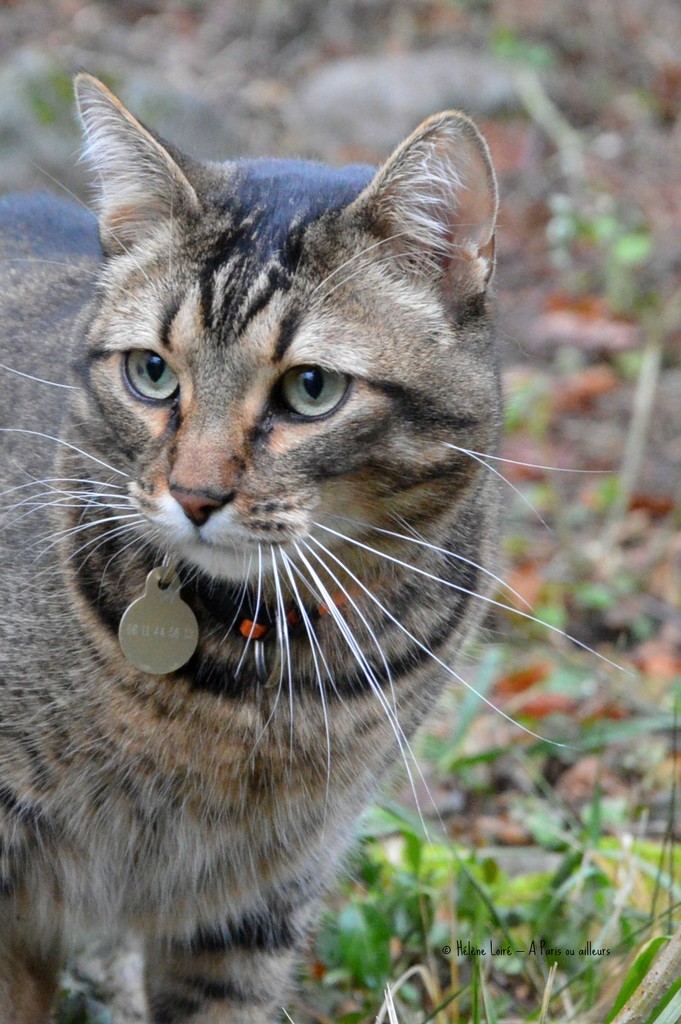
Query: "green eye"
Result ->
[[125, 350, 179, 401], [279, 366, 349, 418]]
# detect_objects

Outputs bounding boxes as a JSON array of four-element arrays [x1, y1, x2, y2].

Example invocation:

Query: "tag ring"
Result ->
[[254, 640, 268, 683]]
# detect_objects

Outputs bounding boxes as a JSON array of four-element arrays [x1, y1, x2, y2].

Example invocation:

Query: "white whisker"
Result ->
[[0, 428, 129, 478], [281, 550, 333, 828], [295, 540, 396, 709], [30, 512, 142, 561], [232, 554, 255, 631], [235, 543, 264, 678], [69, 520, 144, 568], [447, 443, 551, 531], [0, 475, 125, 501], [313, 521, 630, 676], [329, 511, 532, 610], [5, 495, 132, 526], [97, 527, 148, 593], [307, 231, 411, 307], [6, 482, 131, 511], [308, 534, 570, 749], [249, 552, 287, 759], [270, 547, 295, 758], [0, 362, 80, 390], [444, 442, 613, 473], [309, 245, 417, 312], [295, 539, 433, 837]]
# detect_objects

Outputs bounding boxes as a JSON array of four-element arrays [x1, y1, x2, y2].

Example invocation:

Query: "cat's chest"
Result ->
[[52, 615, 391, 823], [36, 797, 303, 934], [37, 684, 371, 931]]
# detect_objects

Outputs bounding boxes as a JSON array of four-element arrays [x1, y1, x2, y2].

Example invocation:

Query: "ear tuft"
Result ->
[[74, 73, 199, 255], [360, 112, 498, 306]]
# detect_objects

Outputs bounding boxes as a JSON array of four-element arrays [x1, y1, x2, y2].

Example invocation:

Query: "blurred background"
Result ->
[[1, 2, 679, 1021]]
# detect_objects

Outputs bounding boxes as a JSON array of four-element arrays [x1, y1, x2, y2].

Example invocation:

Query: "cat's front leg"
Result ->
[[0, 885, 63, 1024], [145, 903, 309, 1024]]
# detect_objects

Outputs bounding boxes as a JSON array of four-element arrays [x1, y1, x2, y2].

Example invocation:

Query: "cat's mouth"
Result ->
[[133, 482, 372, 593], [132, 488, 295, 579]]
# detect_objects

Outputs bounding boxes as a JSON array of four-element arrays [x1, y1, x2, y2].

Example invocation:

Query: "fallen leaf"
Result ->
[[514, 693, 576, 718], [582, 700, 631, 721], [529, 309, 640, 354], [545, 292, 611, 318], [494, 661, 553, 697], [629, 493, 675, 517], [633, 642, 681, 681], [552, 364, 619, 413], [504, 562, 546, 608], [653, 62, 681, 122], [309, 960, 327, 982]]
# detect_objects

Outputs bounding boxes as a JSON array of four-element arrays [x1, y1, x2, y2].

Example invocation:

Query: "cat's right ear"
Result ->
[[74, 73, 200, 256], [354, 111, 498, 313]]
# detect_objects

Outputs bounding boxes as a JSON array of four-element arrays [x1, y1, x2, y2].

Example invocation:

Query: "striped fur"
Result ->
[[0, 75, 501, 1022]]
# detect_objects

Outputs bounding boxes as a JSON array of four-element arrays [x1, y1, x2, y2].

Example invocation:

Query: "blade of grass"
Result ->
[[419, 985, 466, 1024], [601, 284, 681, 553], [479, 965, 499, 1024], [604, 937, 671, 1024], [644, 983, 681, 1024], [609, 926, 681, 1024], [375, 966, 439, 1024], [539, 962, 558, 1024]]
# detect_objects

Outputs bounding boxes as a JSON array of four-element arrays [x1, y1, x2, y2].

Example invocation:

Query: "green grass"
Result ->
[[299, 750, 679, 1022], [295, 387, 680, 1022]]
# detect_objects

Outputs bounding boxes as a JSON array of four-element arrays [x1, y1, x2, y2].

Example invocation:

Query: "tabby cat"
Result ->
[[0, 74, 501, 1023]]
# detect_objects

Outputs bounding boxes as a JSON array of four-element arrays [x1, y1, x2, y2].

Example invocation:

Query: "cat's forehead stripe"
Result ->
[[273, 309, 302, 363], [231, 262, 294, 341], [200, 243, 292, 346], [168, 284, 204, 359], [158, 293, 182, 351], [196, 160, 373, 346]]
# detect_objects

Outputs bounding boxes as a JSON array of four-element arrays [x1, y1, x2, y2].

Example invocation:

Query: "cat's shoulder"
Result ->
[[0, 193, 101, 262], [0, 194, 101, 385]]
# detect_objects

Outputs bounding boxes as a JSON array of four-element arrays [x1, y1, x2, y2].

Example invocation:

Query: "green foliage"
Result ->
[[308, 783, 680, 1021], [504, 373, 552, 436], [491, 27, 556, 70], [604, 936, 671, 1023], [302, 628, 680, 1022], [336, 903, 392, 989], [26, 68, 75, 126], [546, 193, 654, 316]]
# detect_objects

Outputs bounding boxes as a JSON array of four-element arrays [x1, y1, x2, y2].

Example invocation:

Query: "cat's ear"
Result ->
[[358, 112, 498, 309], [74, 73, 200, 256]]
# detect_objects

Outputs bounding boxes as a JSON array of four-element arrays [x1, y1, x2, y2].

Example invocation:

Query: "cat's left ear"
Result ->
[[356, 112, 498, 309], [75, 73, 200, 256]]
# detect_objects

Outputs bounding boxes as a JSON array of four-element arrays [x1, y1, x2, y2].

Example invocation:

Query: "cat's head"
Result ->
[[73, 73, 500, 583]]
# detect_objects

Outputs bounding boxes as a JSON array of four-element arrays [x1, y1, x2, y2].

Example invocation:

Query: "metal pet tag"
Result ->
[[118, 566, 199, 675]]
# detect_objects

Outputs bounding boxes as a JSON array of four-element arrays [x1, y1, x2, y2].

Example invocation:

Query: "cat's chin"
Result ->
[[168, 537, 279, 583]]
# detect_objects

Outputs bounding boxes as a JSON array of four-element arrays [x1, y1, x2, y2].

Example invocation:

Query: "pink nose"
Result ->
[[169, 486, 234, 527]]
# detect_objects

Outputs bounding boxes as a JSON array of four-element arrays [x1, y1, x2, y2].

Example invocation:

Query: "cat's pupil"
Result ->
[[302, 368, 324, 400], [146, 354, 165, 383]]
